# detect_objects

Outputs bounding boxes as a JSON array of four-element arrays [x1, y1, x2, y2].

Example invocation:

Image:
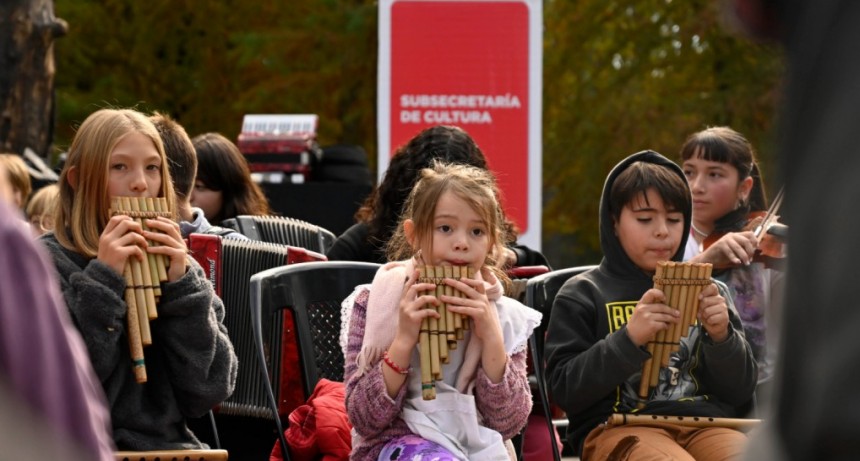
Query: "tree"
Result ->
[[53, 0, 378, 164], [49, 0, 782, 267], [0, 0, 67, 158], [542, 0, 783, 266]]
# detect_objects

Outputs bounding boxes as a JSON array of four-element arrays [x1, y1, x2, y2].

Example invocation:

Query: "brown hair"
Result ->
[[191, 132, 271, 223], [679, 126, 767, 211], [150, 112, 197, 201], [609, 161, 691, 223]]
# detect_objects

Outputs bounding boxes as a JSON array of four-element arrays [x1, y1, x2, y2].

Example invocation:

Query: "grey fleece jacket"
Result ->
[[40, 232, 238, 450]]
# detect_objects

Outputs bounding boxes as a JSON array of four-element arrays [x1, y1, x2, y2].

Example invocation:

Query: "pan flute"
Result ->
[[637, 261, 713, 408], [416, 265, 475, 400], [110, 197, 171, 383]]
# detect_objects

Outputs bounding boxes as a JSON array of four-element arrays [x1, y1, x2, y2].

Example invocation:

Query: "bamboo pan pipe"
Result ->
[[417, 265, 475, 400], [637, 261, 712, 408], [110, 196, 171, 383]]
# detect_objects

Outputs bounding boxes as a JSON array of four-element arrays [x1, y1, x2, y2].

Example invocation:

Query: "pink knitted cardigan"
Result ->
[[354, 258, 501, 394], [343, 259, 538, 460]]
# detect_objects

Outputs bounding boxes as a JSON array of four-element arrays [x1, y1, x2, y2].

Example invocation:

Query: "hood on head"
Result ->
[[598, 150, 691, 279]]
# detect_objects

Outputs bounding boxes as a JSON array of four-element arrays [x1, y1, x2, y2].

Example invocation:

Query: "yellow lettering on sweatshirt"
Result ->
[[606, 301, 637, 332]]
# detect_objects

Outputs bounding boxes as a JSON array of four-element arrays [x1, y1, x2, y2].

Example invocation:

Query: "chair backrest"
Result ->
[[524, 265, 598, 321], [188, 234, 326, 419], [523, 265, 598, 461], [249, 261, 380, 418], [223, 215, 336, 254]]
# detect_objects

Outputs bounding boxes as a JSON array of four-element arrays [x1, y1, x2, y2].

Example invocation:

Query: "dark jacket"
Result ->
[[543, 151, 757, 454], [40, 233, 238, 450], [327, 221, 551, 268]]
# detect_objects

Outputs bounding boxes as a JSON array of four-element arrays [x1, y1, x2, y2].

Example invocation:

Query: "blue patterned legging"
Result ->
[[378, 434, 460, 461]]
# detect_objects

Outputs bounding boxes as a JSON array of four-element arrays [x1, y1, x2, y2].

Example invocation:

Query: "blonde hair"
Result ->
[[55, 108, 177, 257], [0, 153, 32, 210], [26, 184, 59, 234], [387, 161, 508, 282]]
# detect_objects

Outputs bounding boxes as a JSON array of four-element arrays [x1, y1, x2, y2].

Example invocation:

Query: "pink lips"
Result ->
[[651, 249, 673, 258]]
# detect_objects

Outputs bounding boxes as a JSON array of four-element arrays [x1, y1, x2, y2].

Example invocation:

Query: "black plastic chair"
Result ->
[[249, 261, 381, 461], [524, 265, 598, 461], [223, 215, 337, 254]]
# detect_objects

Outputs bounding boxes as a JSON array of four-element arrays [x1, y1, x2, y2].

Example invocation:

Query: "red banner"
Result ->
[[380, 0, 541, 247]]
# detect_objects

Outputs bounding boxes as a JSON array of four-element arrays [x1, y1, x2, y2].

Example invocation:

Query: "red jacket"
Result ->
[[270, 379, 352, 461]]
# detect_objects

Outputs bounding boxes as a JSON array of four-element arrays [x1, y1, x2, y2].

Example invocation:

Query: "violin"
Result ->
[[703, 187, 787, 270]]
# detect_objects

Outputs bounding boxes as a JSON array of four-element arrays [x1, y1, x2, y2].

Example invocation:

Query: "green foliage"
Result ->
[[52, 0, 782, 268], [54, 0, 378, 159], [543, 0, 783, 266]]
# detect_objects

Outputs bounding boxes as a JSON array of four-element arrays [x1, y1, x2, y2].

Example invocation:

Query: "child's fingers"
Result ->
[[726, 233, 757, 264], [145, 244, 186, 260], [145, 217, 183, 240], [113, 239, 146, 262], [117, 231, 148, 253], [699, 283, 718, 299], [105, 215, 142, 236], [143, 229, 186, 251], [740, 231, 758, 254], [697, 284, 729, 331], [104, 224, 148, 254], [640, 288, 667, 305], [626, 298, 679, 346], [411, 299, 441, 319], [103, 214, 128, 232], [698, 304, 729, 335], [408, 282, 440, 300], [700, 308, 726, 326], [443, 276, 486, 298]]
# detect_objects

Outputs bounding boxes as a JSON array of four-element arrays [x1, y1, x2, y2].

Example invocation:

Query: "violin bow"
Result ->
[[753, 186, 784, 243]]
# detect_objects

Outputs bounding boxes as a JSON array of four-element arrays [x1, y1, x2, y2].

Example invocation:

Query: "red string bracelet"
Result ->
[[382, 350, 410, 375]]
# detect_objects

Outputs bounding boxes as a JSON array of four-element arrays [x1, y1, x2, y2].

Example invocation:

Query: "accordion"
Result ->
[[222, 215, 336, 254], [188, 233, 326, 419]]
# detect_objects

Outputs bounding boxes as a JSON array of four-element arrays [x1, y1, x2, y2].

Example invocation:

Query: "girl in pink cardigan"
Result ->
[[341, 161, 541, 460]]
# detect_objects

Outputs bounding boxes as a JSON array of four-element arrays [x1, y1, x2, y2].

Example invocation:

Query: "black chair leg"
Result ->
[[530, 333, 562, 461]]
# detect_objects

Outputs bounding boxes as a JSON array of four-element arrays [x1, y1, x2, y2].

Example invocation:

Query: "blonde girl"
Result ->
[[26, 183, 59, 237], [342, 161, 541, 460], [0, 152, 32, 211], [40, 108, 237, 450]]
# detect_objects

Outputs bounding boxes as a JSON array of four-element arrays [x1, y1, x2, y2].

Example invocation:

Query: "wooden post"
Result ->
[[0, 0, 67, 158]]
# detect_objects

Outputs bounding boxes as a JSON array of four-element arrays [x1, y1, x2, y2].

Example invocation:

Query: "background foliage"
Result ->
[[53, 0, 783, 269]]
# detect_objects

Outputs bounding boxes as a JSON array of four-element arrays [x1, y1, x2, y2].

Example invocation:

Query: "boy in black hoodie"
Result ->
[[544, 151, 757, 460]]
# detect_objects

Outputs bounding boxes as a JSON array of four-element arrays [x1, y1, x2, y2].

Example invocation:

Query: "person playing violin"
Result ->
[[680, 126, 784, 390]]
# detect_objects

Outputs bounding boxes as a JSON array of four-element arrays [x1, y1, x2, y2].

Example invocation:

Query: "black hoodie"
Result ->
[[544, 151, 757, 454]]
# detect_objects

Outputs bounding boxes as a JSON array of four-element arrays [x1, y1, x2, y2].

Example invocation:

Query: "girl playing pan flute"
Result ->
[[341, 161, 541, 460], [39, 108, 237, 451]]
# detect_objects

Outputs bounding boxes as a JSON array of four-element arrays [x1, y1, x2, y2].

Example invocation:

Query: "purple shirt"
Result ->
[[344, 289, 532, 460], [0, 200, 115, 460]]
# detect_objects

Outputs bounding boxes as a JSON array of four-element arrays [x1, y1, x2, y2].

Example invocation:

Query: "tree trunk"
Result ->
[[0, 0, 66, 159]]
